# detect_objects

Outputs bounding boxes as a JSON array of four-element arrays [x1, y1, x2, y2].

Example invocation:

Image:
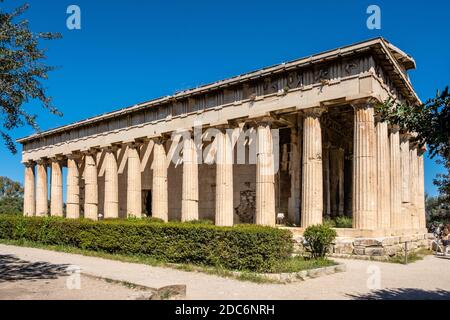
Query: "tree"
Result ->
[[0, 176, 23, 214], [0, 0, 62, 153], [376, 87, 450, 204]]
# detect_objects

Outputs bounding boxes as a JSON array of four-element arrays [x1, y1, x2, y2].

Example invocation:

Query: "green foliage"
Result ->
[[303, 224, 337, 259], [425, 193, 450, 226], [335, 216, 352, 228], [0, 215, 293, 272], [322, 216, 352, 228], [376, 87, 450, 203], [0, 176, 23, 214], [0, 1, 62, 153]]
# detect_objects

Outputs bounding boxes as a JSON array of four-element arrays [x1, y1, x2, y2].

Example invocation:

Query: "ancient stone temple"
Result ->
[[18, 38, 428, 256]]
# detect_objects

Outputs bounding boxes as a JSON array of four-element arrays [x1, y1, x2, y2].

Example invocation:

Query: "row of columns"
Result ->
[[298, 103, 426, 231], [22, 103, 426, 231], [22, 124, 276, 227]]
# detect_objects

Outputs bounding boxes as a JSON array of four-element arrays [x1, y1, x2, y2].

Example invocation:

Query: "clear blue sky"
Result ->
[[1, 0, 449, 196]]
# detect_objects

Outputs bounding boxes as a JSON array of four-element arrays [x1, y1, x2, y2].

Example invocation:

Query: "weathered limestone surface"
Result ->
[[17, 39, 426, 239], [352, 104, 377, 230], [23, 163, 35, 216], [301, 108, 324, 228], [104, 149, 119, 218], [287, 126, 300, 225], [329, 146, 344, 217], [84, 153, 98, 220], [66, 157, 80, 219], [50, 159, 63, 217], [417, 149, 426, 229], [152, 139, 168, 222], [127, 144, 142, 217], [400, 133, 411, 229], [181, 134, 199, 221], [215, 130, 234, 226], [389, 125, 402, 229], [35, 160, 48, 217], [255, 123, 276, 226], [376, 121, 391, 229], [409, 146, 419, 229]]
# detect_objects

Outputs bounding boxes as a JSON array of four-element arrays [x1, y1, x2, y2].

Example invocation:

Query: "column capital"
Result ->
[[36, 158, 48, 165], [23, 160, 35, 168], [81, 148, 99, 156], [49, 155, 65, 163], [103, 145, 120, 153], [400, 132, 412, 143], [302, 106, 326, 118], [417, 144, 427, 155], [388, 124, 401, 134], [351, 101, 376, 111]]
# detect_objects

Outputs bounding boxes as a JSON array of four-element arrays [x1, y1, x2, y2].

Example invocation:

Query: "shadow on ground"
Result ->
[[0, 254, 70, 282], [348, 288, 450, 300]]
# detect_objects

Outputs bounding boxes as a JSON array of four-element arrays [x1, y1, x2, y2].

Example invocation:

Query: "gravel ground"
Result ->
[[1, 244, 450, 300]]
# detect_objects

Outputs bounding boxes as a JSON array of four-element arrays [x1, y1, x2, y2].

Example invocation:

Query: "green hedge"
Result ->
[[0, 215, 293, 272]]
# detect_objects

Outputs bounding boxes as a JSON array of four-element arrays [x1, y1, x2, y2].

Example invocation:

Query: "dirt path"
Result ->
[[1, 244, 450, 300]]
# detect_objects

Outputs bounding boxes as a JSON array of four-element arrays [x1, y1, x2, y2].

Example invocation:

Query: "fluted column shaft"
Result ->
[[256, 123, 276, 226], [104, 148, 119, 219], [36, 160, 48, 216], [127, 144, 142, 217], [301, 108, 324, 228], [152, 139, 168, 222], [182, 134, 199, 221], [352, 104, 377, 230], [288, 126, 301, 225], [409, 146, 419, 229], [84, 152, 98, 220], [330, 147, 345, 216], [417, 148, 426, 229], [23, 162, 35, 216], [376, 121, 391, 229], [389, 125, 402, 229], [66, 157, 80, 219], [400, 134, 411, 229], [50, 159, 63, 217], [215, 130, 234, 226]]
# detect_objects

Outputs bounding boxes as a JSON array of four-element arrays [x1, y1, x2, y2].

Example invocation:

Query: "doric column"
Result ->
[[127, 143, 142, 218], [23, 162, 35, 216], [104, 147, 119, 219], [84, 151, 98, 220], [330, 146, 345, 217], [389, 125, 402, 230], [66, 155, 80, 219], [400, 133, 411, 229], [352, 103, 377, 230], [417, 146, 426, 229], [301, 107, 325, 228], [152, 138, 168, 222], [256, 122, 276, 226], [323, 142, 331, 218], [35, 159, 48, 217], [288, 125, 301, 225], [215, 129, 234, 226], [409, 145, 419, 229], [181, 132, 199, 221], [375, 120, 391, 229], [50, 158, 63, 217]]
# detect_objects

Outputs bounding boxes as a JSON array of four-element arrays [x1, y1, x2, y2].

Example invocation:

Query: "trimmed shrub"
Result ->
[[303, 224, 337, 259], [0, 215, 293, 272]]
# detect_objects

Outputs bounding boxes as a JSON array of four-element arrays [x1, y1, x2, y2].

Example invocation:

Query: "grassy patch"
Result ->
[[388, 248, 432, 264], [270, 256, 336, 273]]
